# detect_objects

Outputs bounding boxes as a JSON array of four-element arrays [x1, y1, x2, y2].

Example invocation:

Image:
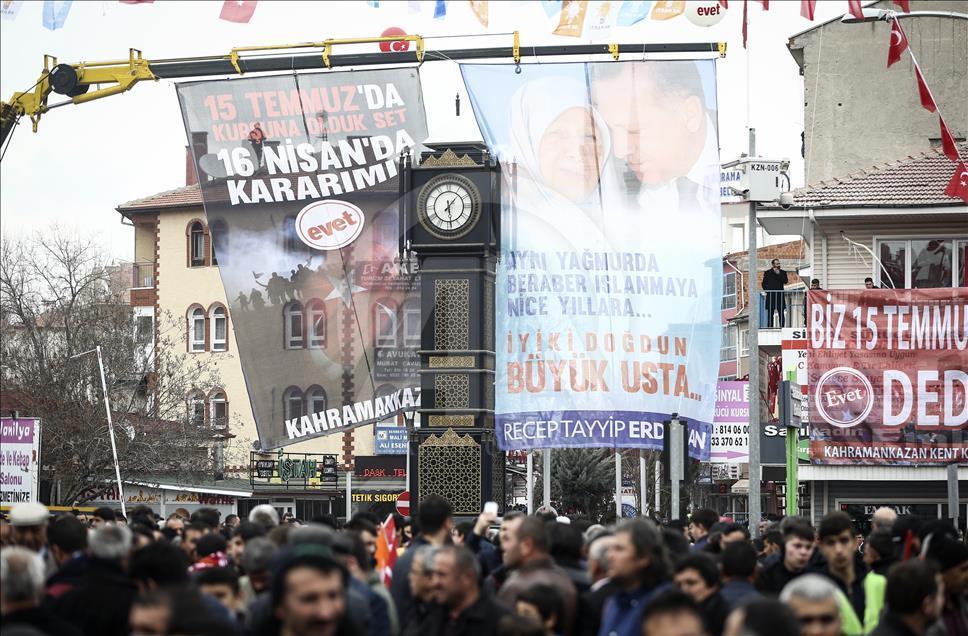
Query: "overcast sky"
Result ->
[[0, 0, 852, 261]]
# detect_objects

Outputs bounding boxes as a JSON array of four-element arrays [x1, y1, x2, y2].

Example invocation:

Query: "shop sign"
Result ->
[[375, 424, 408, 455], [350, 491, 402, 504], [354, 455, 406, 479], [163, 491, 237, 506], [1, 418, 41, 504], [250, 450, 338, 490]]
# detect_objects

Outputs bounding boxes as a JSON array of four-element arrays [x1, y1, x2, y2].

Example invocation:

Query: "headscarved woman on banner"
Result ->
[[506, 76, 614, 254]]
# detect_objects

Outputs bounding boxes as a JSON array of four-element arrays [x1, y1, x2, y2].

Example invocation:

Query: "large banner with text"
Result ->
[[463, 61, 721, 458], [808, 288, 967, 464], [177, 70, 427, 449]]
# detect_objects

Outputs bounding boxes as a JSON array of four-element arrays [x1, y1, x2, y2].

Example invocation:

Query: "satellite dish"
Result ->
[[198, 153, 229, 179]]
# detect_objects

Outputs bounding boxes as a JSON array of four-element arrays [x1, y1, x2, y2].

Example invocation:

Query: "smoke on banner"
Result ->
[[177, 69, 428, 450], [808, 288, 968, 465], [461, 61, 722, 459]]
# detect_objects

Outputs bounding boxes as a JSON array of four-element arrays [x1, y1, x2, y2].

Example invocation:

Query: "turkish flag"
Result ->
[[893, 0, 910, 11], [887, 18, 908, 67], [801, 0, 816, 20], [219, 0, 257, 23], [719, 0, 727, 7], [944, 162, 968, 203], [940, 117, 960, 162], [847, 0, 864, 20], [742, 0, 748, 48], [757, 0, 768, 8], [915, 65, 937, 113]]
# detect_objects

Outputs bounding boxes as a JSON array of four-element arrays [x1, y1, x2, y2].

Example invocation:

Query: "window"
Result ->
[[189, 393, 206, 427], [284, 301, 304, 349], [135, 315, 153, 345], [722, 271, 737, 311], [210, 220, 228, 267], [283, 386, 304, 420], [402, 299, 421, 348], [375, 301, 397, 348], [720, 324, 737, 362], [959, 240, 968, 287], [210, 391, 227, 429], [307, 386, 327, 415], [211, 306, 227, 352], [283, 215, 301, 255], [189, 307, 206, 352], [877, 238, 964, 288], [306, 300, 326, 348], [189, 222, 206, 267], [910, 239, 951, 288], [739, 326, 749, 356]]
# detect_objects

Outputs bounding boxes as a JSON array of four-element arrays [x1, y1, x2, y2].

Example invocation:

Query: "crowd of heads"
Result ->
[[1, 498, 965, 636]]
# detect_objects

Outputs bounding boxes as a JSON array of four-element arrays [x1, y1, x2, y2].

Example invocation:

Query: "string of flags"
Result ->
[[3, 0, 963, 202], [884, 17, 968, 202]]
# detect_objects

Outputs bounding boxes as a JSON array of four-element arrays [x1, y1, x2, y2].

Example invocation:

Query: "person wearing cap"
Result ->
[[925, 536, 968, 636], [8, 502, 49, 554]]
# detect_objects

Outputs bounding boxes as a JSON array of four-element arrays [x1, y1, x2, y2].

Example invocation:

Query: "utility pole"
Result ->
[[948, 464, 961, 529], [542, 448, 551, 509], [747, 127, 762, 537], [615, 450, 623, 518], [669, 416, 684, 520]]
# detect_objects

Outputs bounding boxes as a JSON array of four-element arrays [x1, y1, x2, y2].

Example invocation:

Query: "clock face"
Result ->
[[416, 173, 482, 240]]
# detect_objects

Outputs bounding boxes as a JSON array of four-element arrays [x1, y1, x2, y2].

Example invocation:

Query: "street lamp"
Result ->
[[841, 8, 968, 23], [70, 345, 126, 517]]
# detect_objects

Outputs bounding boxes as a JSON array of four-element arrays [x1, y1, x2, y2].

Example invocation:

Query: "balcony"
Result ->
[[132, 261, 155, 289], [758, 289, 806, 344], [129, 261, 156, 307]]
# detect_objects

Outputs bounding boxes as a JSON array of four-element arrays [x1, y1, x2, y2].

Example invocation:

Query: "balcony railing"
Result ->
[[759, 289, 807, 330], [132, 261, 155, 289]]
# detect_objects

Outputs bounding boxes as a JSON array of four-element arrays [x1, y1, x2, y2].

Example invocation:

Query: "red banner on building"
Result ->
[[808, 289, 967, 465]]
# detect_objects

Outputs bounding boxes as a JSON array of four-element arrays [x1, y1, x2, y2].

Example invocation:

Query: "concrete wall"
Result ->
[[790, 0, 968, 183]]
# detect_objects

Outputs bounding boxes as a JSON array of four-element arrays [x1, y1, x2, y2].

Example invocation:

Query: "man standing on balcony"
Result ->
[[762, 259, 789, 328]]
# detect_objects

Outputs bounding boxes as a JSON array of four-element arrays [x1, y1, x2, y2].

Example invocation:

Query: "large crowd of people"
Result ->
[[1, 499, 966, 636]]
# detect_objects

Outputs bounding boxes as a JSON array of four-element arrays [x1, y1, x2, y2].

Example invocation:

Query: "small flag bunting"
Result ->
[[944, 162, 968, 203], [887, 18, 908, 68], [940, 117, 960, 163], [42, 0, 72, 30], [219, 0, 257, 23], [914, 65, 937, 113]]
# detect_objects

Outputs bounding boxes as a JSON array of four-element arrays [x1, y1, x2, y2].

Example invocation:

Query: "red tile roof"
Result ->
[[764, 143, 968, 209], [118, 184, 202, 212]]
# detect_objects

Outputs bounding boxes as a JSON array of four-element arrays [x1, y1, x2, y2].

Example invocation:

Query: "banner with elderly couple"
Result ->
[[177, 69, 427, 450], [808, 288, 968, 465], [462, 61, 722, 458]]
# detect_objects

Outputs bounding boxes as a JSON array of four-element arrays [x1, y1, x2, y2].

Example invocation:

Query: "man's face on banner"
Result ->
[[537, 106, 606, 202], [592, 65, 706, 186]]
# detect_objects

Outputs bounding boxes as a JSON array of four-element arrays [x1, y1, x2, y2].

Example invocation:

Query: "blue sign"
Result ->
[[375, 424, 408, 455]]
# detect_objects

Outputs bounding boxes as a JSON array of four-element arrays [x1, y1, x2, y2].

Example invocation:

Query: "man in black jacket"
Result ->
[[391, 495, 454, 629], [762, 259, 789, 328], [673, 552, 730, 636], [756, 520, 815, 596], [2, 546, 83, 636], [410, 545, 511, 636], [871, 560, 944, 636]]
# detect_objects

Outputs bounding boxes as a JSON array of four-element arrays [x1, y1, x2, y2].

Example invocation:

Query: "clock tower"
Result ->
[[399, 144, 504, 516]]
